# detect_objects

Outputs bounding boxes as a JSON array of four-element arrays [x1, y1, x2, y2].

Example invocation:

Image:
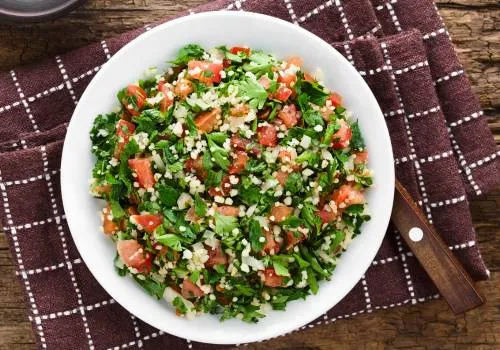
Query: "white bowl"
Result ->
[[61, 11, 394, 345]]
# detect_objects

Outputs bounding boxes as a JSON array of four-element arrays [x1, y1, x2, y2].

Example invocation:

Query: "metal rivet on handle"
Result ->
[[409, 227, 424, 242]]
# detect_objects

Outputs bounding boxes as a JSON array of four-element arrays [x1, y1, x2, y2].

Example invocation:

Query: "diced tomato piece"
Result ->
[[184, 157, 207, 180], [117, 240, 152, 273], [228, 151, 249, 175], [187, 60, 223, 85], [128, 158, 156, 189], [277, 104, 300, 128], [123, 84, 147, 116], [317, 209, 337, 224], [354, 150, 368, 165], [181, 278, 204, 299], [230, 104, 250, 117], [230, 134, 250, 151], [215, 206, 240, 217], [157, 81, 174, 112], [331, 184, 365, 207], [230, 46, 251, 56], [285, 231, 306, 251], [205, 245, 228, 267], [173, 78, 194, 100], [277, 74, 297, 89], [257, 125, 278, 147], [102, 205, 119, 235], [274, 85, 293, 102], [262, 230, 280, 255], [270, 205, 294, 223], [194, 108, 221, 133], [222, 59, 232, 68], [331, 120, 352, 149], [262, 268, 284, 287], [258, 75, 271, 90], [275, 171, 289, 186], [131, 213, 163, 233], [278, 149, 296, 163], [286, 56, 303, 68], [328, 92, 343, 108], [208, 175, 233, 197], [115, 119, 136, 157]]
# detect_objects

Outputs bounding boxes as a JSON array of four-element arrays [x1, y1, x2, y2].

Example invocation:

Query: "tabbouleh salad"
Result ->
[[89, 44, 373, 322]]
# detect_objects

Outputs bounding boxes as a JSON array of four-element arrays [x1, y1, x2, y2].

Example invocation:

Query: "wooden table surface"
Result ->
[[0, 1, 498, 349]]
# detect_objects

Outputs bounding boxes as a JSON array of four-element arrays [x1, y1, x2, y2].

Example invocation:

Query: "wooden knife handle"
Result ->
[[391, 180, 484, 314]]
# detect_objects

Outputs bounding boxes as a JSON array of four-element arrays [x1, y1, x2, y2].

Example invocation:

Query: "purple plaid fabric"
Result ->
[[0, 0, 498, 349]]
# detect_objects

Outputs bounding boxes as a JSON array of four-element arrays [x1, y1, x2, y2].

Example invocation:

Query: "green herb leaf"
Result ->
[[238, 184, 261, 205], [155, 233, 182, 251], [194, 194, 207, 217], [284, 172, 303, 194], [157, 185, 180, 207], [190, 270, 201, 283], [236, 77, 268, 109], [109, 200, 126, 219], [272, 260, 290, 277], [214, 212, 238, 236], [248, 219, 264, 252], [133, 276, 166, 299], [170, 44, 205, 66], [173, 296, 189, 314], [350, 121, 365, 151], [303, 110, 325, 127], [306, 268, 319, 294]]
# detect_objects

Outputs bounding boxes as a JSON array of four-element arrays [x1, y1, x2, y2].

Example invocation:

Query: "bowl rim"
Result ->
[[61, 10, 395, 345], [0, 0, 86, 22]]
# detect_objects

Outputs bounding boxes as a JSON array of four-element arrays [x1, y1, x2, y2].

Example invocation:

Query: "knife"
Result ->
[[391, 180, 484, 314]]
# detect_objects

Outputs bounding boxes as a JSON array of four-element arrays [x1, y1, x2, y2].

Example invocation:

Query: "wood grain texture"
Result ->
[[392, 181, 484, 314], [0, 1, 498, 349]]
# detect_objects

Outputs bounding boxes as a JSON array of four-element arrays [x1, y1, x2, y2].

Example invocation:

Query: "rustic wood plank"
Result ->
[[0, 1, 498, 349]]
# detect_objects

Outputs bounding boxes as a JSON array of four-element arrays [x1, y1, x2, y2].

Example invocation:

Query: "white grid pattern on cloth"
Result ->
[[394, 233, 416, 304], [434, 69, 464, 85], [334, 0, 355, 66], [297, 0, 333, 23], [55, 56, 78, 105], [37, 298, 115, 321], [2, 214, 66, 232], [372, 240, 477, 269], [130, 315, 144, 348], [379, 41, 434, 224], [16, 258, 82, 276], [377, 0, 484, 197], [385, 2, 402, 32], [448, 130, 481, 195], [0, 169, 48, 348], [101, 40, 112, 60], [467, 151, 500, 170], [40, 145, 95, 349], [0, 169, 59, 187], [283, 0, 298, 24], [107, 330, 165, 350], [449, 110, 484, 128], [360, 275, 372, 310], [10, 70, 40, 133], [0, 3, 491, 349], [394, 150, 453, 166]]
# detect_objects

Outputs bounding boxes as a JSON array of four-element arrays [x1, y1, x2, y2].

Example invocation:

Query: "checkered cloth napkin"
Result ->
[[1, 0, 499, 349]]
